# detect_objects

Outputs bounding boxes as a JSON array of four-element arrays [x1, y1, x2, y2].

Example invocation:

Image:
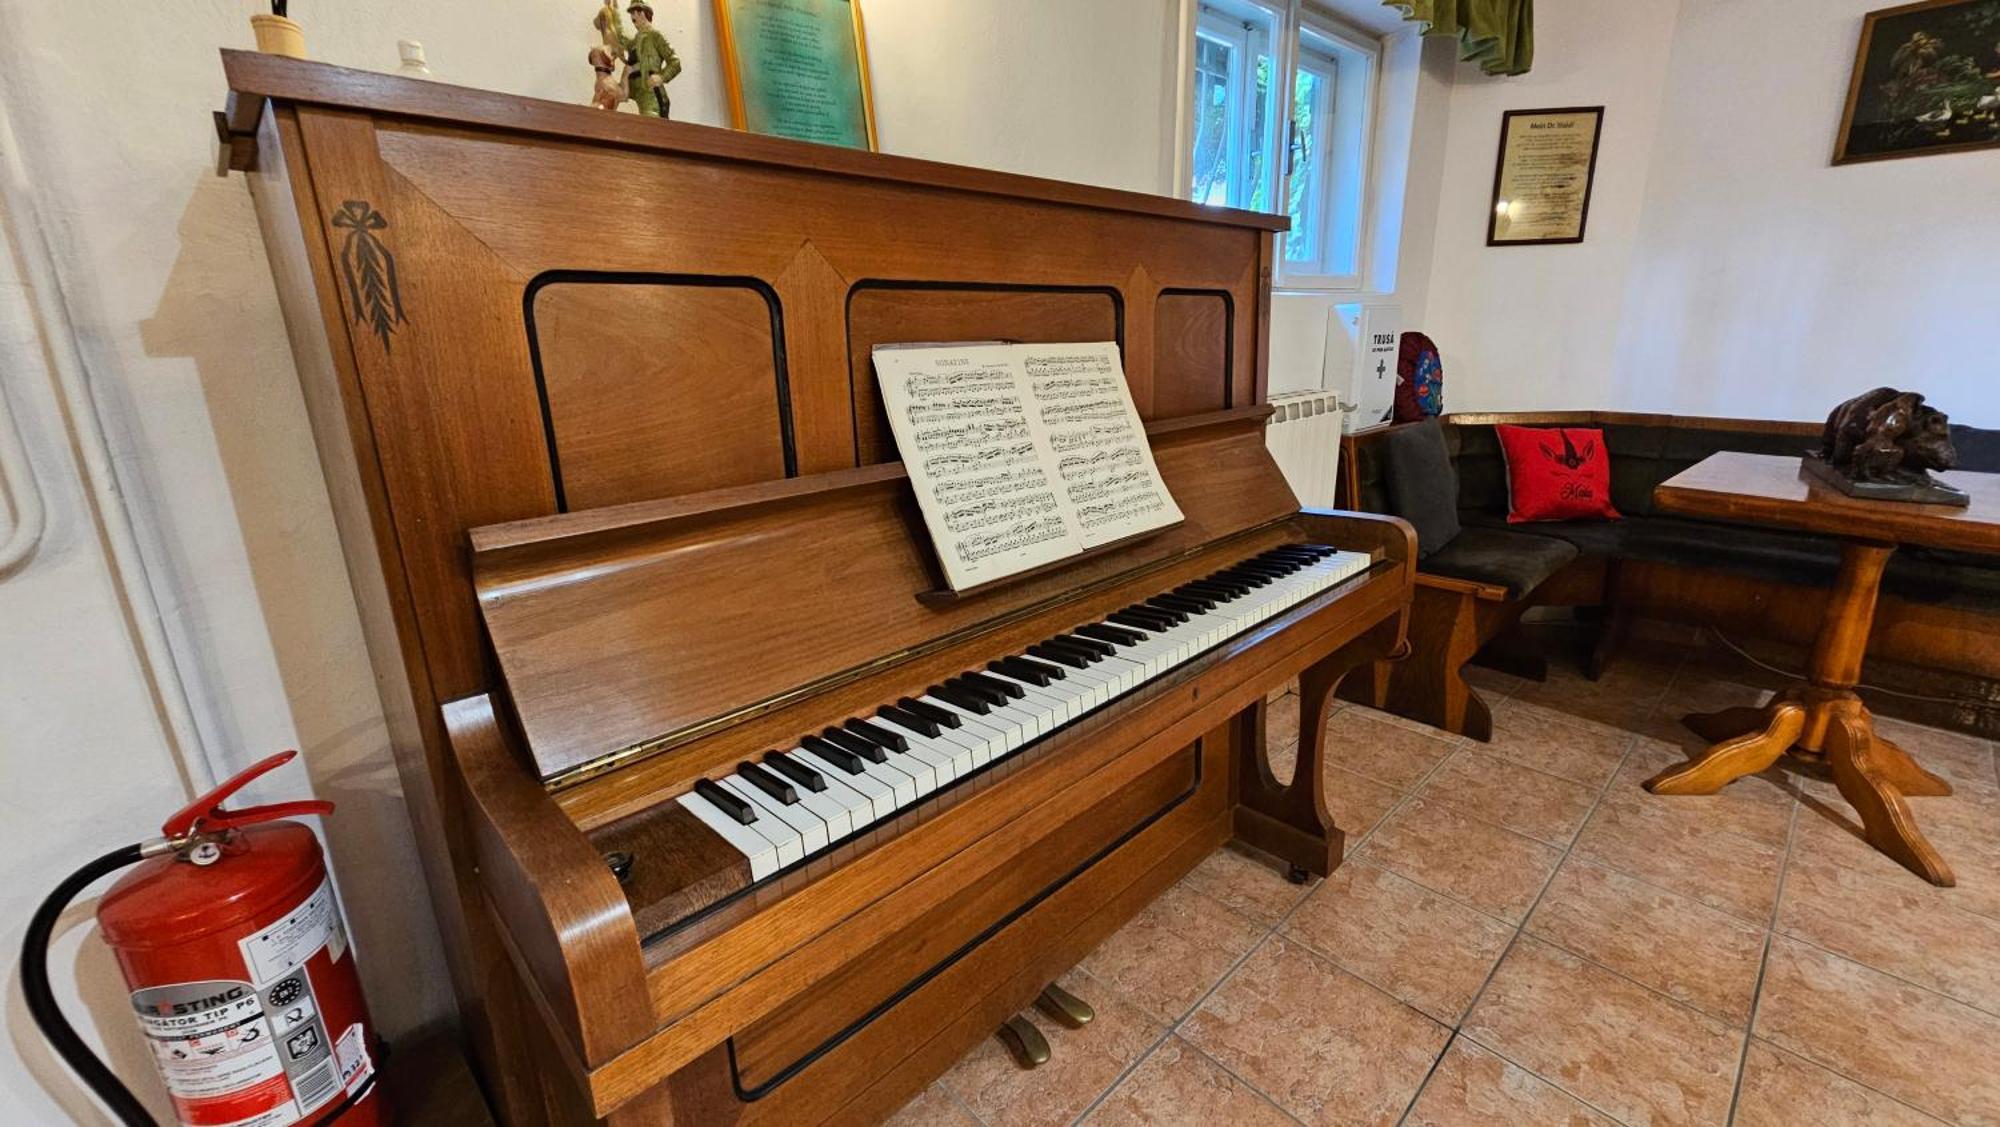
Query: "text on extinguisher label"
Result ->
[[237, 875, 348, 987], [130, 978, 296, 1126]]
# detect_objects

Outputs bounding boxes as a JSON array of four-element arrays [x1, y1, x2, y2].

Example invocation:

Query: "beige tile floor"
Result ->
[[885, 652, 2000, 1126]]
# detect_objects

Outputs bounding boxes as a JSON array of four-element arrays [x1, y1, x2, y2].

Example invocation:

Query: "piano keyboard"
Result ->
[[676, 543, 1372, 880]]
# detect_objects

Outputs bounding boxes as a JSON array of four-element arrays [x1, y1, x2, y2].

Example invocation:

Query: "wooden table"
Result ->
[[1647, 451, 2000, 886]]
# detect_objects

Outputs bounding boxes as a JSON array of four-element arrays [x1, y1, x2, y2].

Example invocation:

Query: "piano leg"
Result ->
[[1232, 617, 1403, 880]]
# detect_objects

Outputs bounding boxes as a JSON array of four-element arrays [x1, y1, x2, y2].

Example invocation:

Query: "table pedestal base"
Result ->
[[1645, 687, 1956, 886]]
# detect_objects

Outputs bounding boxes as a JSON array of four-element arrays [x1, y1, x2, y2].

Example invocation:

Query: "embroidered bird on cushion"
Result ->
[[1539, 430, 1595, 471]]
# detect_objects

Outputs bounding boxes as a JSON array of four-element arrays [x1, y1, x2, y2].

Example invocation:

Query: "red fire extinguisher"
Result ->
[[21, 751, 387, 1126]]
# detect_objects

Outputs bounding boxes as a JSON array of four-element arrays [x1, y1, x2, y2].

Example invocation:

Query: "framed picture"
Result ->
[[713, 0, 877, 151], [1834, 0, 2000, 164], [1486, 107, 1605, 247]]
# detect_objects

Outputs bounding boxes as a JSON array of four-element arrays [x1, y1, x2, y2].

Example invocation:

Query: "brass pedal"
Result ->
[[995, 1014, 1051, 1070], [1034, 982, 1094, 1028]]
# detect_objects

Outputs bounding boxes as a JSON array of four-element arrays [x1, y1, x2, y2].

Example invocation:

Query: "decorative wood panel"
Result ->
[[528, 275, 792, 508], [1152, 290, 1232, 418]]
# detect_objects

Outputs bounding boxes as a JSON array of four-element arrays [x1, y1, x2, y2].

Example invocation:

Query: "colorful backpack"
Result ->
[[1394, 331, 1444, 423]]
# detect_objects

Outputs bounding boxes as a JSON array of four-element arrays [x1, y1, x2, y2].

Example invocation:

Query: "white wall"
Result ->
[[1422, 0, 2000, 426], [0, 1, 1187, 1121]]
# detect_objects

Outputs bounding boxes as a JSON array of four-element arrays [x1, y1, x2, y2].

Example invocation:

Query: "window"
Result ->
[[1185, 4, 1379, 290], [1189, 2, 1278, 211]]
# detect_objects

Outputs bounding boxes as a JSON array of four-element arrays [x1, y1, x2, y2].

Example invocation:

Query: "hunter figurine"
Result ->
[[622, 2, 682, 118], [1805, 386, 1968, 505]]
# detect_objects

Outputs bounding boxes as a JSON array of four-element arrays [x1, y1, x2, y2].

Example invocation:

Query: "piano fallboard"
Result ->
[[472, 406, 1295, 789]]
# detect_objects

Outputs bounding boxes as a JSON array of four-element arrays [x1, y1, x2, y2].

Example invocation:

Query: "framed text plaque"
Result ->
[[714, 0, 878, 151], [1486, 106, 1604, 246]]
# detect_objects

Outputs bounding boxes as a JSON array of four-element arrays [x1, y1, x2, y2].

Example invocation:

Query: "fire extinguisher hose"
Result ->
[[19, 841, 157, 1125]]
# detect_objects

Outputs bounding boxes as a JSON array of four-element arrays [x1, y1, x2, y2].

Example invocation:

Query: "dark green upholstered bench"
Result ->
[[1337, 412, 2000, 740]]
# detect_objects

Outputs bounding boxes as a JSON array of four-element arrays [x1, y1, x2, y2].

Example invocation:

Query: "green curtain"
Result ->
[[1382, 0, 1534, 76]]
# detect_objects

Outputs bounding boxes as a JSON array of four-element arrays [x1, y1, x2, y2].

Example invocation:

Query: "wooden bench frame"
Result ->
[[1336, 411, 2000, 741]]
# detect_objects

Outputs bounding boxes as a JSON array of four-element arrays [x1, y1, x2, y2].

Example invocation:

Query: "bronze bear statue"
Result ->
[[1819, 387, 1957, 486]]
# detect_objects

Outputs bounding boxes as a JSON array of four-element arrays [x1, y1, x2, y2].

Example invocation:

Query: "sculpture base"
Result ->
[[1801, 453, 1969, 507]]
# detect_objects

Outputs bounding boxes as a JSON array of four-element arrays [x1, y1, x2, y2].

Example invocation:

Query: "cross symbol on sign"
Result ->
[[1376, 360, 1386, 379]]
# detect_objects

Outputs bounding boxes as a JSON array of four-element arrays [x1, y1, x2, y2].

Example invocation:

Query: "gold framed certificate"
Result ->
[[1487, 107, 1604, 246], [713, 0, 878, 151]]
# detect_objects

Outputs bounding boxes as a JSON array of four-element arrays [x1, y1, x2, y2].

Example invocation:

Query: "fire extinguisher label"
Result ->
[[238, 876, 347, 986], [333, 1022, 376, 1098], [130, 979, 297, 1126], [263, 967, 339, 1117]]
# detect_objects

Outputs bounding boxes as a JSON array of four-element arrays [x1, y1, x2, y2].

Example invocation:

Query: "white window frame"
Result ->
[[1276, 12, 1379, 291], [1189, 0, 1282, 212], [1177, 1, 1385, 294]]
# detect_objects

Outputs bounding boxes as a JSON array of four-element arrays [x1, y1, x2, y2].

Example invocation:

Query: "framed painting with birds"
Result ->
[[1835, 0, 2000, 164]]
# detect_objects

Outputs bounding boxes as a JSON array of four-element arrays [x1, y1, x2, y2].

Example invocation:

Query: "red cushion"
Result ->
[[1496, 425, 1621, 523]]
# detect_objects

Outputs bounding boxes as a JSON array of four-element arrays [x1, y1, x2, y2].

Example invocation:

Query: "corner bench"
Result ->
[[1337, 411, 2000, 740]]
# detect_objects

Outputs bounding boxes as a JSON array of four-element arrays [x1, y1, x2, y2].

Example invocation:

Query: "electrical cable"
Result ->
[[1703, 626, 2000, 714]]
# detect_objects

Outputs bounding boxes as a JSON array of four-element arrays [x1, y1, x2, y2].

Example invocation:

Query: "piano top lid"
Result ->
[[469, 406, 1297, 790], [219, 50, 1289, 234]]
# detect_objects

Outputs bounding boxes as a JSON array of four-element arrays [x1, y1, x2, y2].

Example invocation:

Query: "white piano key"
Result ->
[[894, 737, 958, 785], [872, 748, 935, 799], [794, 746, 898, 820], [719, 775, 827, 854], [790, 777, 856, 841], [677, 791, 779, 881], [726, 784, 804, 867], [921, 695, 1021, 753], [875, 715, 981, 778]]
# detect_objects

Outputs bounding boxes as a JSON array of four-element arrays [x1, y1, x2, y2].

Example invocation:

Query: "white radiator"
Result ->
[[1265, 391, 1346, 510]]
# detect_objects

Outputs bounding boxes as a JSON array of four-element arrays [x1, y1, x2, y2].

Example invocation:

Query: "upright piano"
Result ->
[[220, 51, 1414, 1124]]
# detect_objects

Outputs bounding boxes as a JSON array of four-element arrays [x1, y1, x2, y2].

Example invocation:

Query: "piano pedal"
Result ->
[[1034, 982, 1094, 1029], [1287, 864, 1310, 885], [995, 1014, 1051, 1070]]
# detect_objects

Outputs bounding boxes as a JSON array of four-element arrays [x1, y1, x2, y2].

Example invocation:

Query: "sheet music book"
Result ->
[[873, 341, 1185, 591]]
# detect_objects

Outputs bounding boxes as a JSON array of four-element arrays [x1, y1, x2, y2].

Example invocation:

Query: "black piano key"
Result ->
[[1108, 610, 1166, 633], [991, 657, 1053, 686], [900, 696, 962, 729], [1214, 571, 1270, 588], [845, 717, 908, 752], [737, 760, 798, 804], [1132, 602, 1187, 625], [764, 750, 827, 792], [1010, 655, 1069, 681], [1043, 637, 1106, 663], [878, 703, 941, 737], [1074, 623, 1141, 647], [929, 682, 993, 714], [1165, 589, 1217, 610], [1028, 643, 1090, 669], [946, 675, 1009, 707], [822, 726, 887, 763], [1056, 633, 1116, 658], [802, 734, 866, 773], [1151, 595, 1207, 614], [961, 670, 1027, 700], [1024, 651, 1072, 679], [1181, 580, 1242, 597], [1238, 562, 1293, 577], [694, 777, 758, 824]]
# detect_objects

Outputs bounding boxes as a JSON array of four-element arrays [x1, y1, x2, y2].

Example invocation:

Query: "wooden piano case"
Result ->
[[221, 51, 1413, 1123]]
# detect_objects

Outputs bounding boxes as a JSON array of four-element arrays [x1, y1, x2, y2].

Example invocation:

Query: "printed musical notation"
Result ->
[[873, 341, 1183, 591], [1024, 345, 1182, 549]]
